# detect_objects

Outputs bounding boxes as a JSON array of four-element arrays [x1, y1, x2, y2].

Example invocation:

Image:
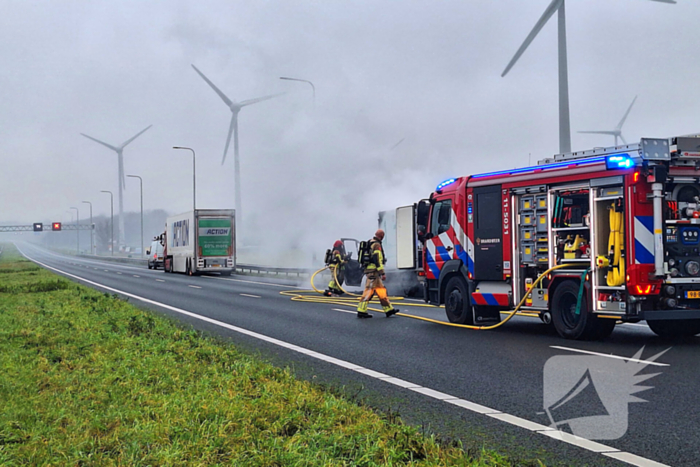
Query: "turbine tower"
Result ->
[[502, 0, 675, 155], [81, 125, 152, 247], [191, 64, 283, 221], [579, 96, 638, 146]]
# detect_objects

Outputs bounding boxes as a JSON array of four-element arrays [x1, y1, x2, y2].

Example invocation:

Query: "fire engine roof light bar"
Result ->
[[436, 178, 457, 190], [471, 155, 607, 180], [605, 154, 635, 170]]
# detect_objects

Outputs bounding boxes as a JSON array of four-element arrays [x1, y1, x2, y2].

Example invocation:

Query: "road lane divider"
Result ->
[[550, 346, 670, 367], [15, 245, 671, 467], [240, 293, 261, 298], [188, 285, 202, 289]]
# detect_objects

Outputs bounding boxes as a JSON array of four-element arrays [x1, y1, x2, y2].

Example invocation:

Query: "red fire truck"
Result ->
[[411, 136, 700, 339]]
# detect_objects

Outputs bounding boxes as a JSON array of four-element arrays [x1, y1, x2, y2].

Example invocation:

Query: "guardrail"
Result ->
[[74, 253, 321, 278], [236, 264, 318, 278]]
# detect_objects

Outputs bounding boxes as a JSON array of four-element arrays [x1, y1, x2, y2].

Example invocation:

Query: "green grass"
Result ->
[[0, 244, 524, 466]]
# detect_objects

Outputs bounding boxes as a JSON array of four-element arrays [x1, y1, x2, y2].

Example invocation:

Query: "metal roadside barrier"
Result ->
[[46, 247, 321, 279], [77, 254, 147, 265], [235, 263, 318, 278]]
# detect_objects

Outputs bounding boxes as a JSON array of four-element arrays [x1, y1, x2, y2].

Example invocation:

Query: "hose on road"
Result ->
[[281, 263, 578, 330]]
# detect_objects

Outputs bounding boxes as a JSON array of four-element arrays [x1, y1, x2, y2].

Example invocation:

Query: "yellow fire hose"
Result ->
[[595, 203, 625, 286], [280, 263, 578, 330]]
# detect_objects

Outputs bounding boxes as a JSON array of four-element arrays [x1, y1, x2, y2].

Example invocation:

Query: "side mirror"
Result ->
[[145, 248, 151, 255], [424, 232, 434, 240]]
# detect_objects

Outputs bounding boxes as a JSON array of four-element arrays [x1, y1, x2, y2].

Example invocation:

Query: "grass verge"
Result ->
[[0, 243, 524, 466]]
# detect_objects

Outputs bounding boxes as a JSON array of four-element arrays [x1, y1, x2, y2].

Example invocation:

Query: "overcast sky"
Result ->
[[1, 0, 698, 252]]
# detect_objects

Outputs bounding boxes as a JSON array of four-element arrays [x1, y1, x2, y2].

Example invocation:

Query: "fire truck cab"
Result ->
[[419, 136, 700, 339]]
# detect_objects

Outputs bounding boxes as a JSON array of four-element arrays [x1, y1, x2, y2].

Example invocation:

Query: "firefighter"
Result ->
[[324, 240, 347, 296], [357, 229, 399, 318]]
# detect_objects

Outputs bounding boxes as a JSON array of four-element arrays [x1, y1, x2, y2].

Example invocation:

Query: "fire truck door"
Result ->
[[473, 185, 503, 281]]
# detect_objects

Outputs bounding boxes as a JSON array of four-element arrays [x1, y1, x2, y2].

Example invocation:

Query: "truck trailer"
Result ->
[[397, 135, 700, 339], [163, 209, 235, 276]]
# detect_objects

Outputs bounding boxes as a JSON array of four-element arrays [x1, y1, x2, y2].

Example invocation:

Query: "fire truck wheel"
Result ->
[[551, 280, 599, 340], [647, 319, 700, 338], [444, 277, 474, 325]]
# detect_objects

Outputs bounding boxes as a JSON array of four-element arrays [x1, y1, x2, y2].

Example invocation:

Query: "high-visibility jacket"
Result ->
[[365, 239, 386, 274]]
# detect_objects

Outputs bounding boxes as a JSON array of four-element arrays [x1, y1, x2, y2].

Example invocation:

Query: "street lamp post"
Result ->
[[101, 190, 114, 256], [280, 77, 315, 104], [70, 207, 79, 254], [127, 174, 144, 258], [173, 147, 196, 210], [82, 201, 93, 255]]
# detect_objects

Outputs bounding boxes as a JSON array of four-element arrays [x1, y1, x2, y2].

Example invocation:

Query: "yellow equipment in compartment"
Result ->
[[596, 202, 625, 286], [564, 235, 588, 259]]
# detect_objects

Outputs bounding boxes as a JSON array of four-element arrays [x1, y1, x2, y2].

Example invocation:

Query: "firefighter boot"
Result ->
[[357, 300, 373, 318], [323, 289, 332, 297], [384, 308, 399, 318]]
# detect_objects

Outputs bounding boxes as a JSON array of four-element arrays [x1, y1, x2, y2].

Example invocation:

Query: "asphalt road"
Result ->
[[16, 242, 700, 467]]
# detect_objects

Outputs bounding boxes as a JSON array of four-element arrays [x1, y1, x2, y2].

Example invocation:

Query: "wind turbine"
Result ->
[[191, 64, 283, 221], [502, 0, 675, 155], [579, 95, 638, 146], [81, 125, 152, 246]]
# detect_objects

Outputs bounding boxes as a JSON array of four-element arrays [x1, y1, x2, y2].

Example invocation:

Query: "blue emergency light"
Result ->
[[605, 154, 634, 170], [436, 178, 457, 190], [471, 156, 607, 179]]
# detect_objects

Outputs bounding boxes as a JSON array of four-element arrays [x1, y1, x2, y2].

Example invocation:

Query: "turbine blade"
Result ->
[[119, 125, 152, 149], [647, 0, 676, 4], [616, 95, 638, 131], [222, 113, 237, 165], [191, 64, 233, 107], [239, 92, 285, 107], [578, 130, 617, 135], [501, 0, 564, 77], [81, 133, 119, 152]]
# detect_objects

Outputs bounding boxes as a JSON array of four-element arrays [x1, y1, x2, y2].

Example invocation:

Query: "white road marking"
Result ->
[[333, 308, 357, 315], [15, 244, 669, 467], [239, 293, 260, 298], [133, 275, 140, 278], [117, 272, 122, 275], [188, 285, 202, 289], [603, 451, 669, 467], [104, 269, 109, 272], [155, 279, 165, 282], [203, 275, 303, 289], [550, 346, 670, 367]]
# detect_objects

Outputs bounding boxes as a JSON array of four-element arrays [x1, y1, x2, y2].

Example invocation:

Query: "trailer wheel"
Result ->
[[444, 277, 474, 325], [647, 319, 700, 339], [551, 280, 599, 340]]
